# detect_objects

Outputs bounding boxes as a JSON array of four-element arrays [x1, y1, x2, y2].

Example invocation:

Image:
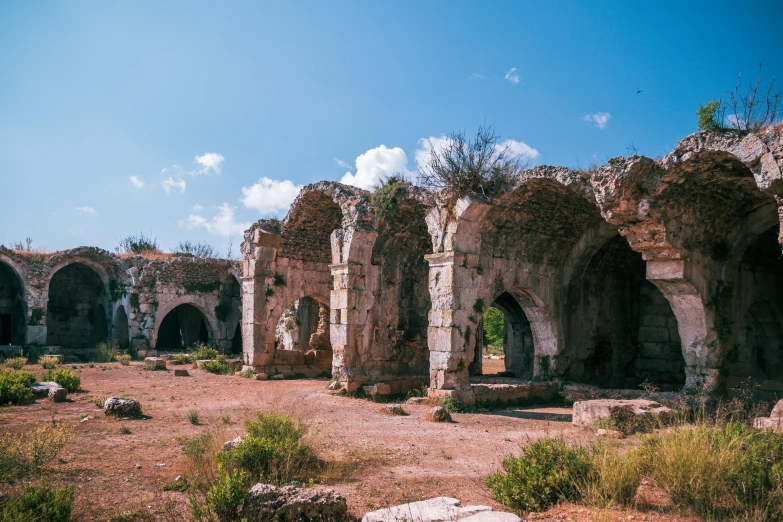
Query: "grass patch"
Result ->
[[95, 342, 119, 363], [187, 410, 200, 425], [0, 423, 72, 482], [191, 344, 219, 361], [171, 353, 192, 365], [119, 425, 131, 435], [200, 359, 231, 375], [115, 354, 132, 366], [38, 356, 60, 370], [0, 481, 74, 521], [3, 357, 27, 371]]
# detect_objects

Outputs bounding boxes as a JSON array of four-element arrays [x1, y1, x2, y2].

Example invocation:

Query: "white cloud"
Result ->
[[194, 152, 225, 175], [240, 177, 303, 214], [504, 67, 520, 84], [469, 73, 484, 80], [724, 113, 741, 129], [129, 176, 145, 188], [497, 139, 541, 161], [192, 203, 204, 211], [341, 145, 414, 189], [334, 158, 352, 169], [582, 112, 612, 130], [162, 177, 186, 193], [75, 206, 97, 215], [179, 203, 250, 237]]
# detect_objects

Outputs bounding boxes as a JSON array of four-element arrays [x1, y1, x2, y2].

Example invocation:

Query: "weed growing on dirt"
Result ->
[[4, 357, 27, 370], [0, 423, 72, 482], [40, 368, 80, 393], [92, 395, 106, 408], [191, 344, 219, 361], [95, 342, 119, 363], [187, 410, 200, 425], [115, 354, 132, 366], [119, 425, 131, 435], [0, 481, 74, 521], [38, 356, 60, 370]]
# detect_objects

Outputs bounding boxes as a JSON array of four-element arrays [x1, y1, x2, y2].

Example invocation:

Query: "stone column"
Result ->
[[329, 262, 365, 388], [241, 234, 279, 368]]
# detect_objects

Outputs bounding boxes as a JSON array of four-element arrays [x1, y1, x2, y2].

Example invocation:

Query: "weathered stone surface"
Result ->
[[255, 373, 269, 381], [222, 435, 245, 451], [144, 357, 166, 369], [426, 406, 452, 423], [572, 399, 672, 427], [270, 374, 284, 380], [371, 383, 391, 396], [173, 369, 189, 377], [48, 387, 67, 402], [362, 497, 519, 522], [770, 398, 783, 419], [381, 404, 406, 416], [104, 397, 142, 417], [31, 381, 65, 399], [241, 483, 348, 522]]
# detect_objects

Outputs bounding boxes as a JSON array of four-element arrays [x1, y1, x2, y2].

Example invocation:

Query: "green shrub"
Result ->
[[0, 370, 36, 405], [187, 410, 200, 425], [172, 353, 192, 365], [580, 443, 641, 508], [0, 481, 73, 522], [0, 423, 71, 482], [204, 467, 249, 522], [201, 359, 230, 375], [487, 438, 593, 512], [218, 412, 319, 485], [482, 306, 504, 348], [4, 357, 27, 371], [697, 100, 723, 131], [119, 425, 131, 435], [40, 369, 80, 393], [95, 342, 119, 363], [38, 356, 60, 370], [191, 344, 219, 361], [239, 368, 254, 379], [115, 354, 132, 366]]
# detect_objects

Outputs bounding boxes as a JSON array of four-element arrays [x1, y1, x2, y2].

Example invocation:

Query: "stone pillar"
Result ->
[[426, 252, 474, 405], [241, 235, 279, 368], [329, 262, 365, 386]]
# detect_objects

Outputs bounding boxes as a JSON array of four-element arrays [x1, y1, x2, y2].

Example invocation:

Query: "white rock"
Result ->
[[362, 497, 519, 522]]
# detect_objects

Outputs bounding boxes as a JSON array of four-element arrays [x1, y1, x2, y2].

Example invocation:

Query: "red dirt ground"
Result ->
[[0, 363, 703, 521]]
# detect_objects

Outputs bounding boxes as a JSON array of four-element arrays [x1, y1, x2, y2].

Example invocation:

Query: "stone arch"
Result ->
[[46, 262, 109, 350], [152, 299, 218, 350], [216, 273, 242, 353], [112, 305, 130, 350], [471, 291, 535, 378], [154, 303, 214, 351], [0, 260, 26, 346], [273, 295, 331, 352]]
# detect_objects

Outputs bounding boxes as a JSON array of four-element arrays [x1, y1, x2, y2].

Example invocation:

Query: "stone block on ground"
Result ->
[[362, 497, 519, 522], [174, 369, 189, 377], [426, 406, 452, 423], [381, 404, 406, 416], [48, 387, 67, 402], [572, 399, 672, 427], [770, 398, 783, 419], [30, 381, 65, 399], [255, 373, 269, 381], [222, 435, 245, 451], [270, 374, 285, 380], [104, 397, 142, 417], [241, 483, 348, 522], [144, 357, 166, 369]]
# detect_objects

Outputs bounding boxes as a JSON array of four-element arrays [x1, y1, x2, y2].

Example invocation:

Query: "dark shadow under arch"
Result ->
[[156, 303, 211, 352], [46, 262, 108, 349], [0, 261, 25, 346]]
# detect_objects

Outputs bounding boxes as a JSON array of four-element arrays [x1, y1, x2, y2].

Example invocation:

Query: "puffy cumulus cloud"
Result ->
[[75, 206, 97, 215], [192, 203, 204, 211], [497, 139, 540, 161], [194, 152, 225, 175], [240, 177, 303, 215], [179, 203, 250, 237], [504, 67, 520, 84], [582, 112, 612, 130], [162, 177, 186, 193], [129, 176, 145, 188], [341, 145, 414, 189]]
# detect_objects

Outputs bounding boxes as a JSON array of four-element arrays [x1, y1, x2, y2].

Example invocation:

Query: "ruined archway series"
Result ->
[[2, 128, 783, 403]]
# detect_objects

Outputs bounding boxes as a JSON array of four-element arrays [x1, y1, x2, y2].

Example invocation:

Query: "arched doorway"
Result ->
[[275, 296, 331, 351], [0, 262, 25, 346], [565, 235, 685, 390], [472, 292, 535, 378], [230, 323, 242, 354], [156, 304, 211, 352], [112, 305, 130, 350], [46, 263, 108, 349], [217, 275, 242, 353]]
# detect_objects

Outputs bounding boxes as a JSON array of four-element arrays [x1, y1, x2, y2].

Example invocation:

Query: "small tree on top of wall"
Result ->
[[418, 124, 527, 203]]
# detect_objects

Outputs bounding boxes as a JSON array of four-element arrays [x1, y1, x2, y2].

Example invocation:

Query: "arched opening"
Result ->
[[112, 305, 130, 350], [727, 224, 783, 391], [0, 262, 25, 346], [472, 293, 535, 378], [156, 303, 211, 352], [46, 263, 108, 349], [565, 235, 685, 390], [231, 323, 242, 354], [275, 296, 331, 351]]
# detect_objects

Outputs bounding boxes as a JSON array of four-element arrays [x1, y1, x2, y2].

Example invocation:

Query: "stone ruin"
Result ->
[[3, 128, 783, 405], [0, 247, 242, 360]]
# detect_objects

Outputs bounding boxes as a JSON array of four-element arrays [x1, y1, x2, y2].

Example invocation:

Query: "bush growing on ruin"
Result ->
[[4, 357, 28, 370], [116, 232, 160, 255], [0, 370, 36, 405], [38, 356, 60, 370], [191, 344, 219, 361], [95, 342, 119, 363], [697, 100, 722, 131], [40, 368, 80, 393], [418, 124, 525, 202], [371, 175, 409, 225], [175, 241, 217, 258], [201, 358, 231, 375], [172, 353, 193, 365]]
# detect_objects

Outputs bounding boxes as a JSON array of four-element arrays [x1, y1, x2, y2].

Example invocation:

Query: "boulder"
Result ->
[[572, 399, 672, 428], [381, 404, 406, 416], [48, 387, 67, 403], [241, 483, 348, 522], [222, 435, 245, 451], [104, 397, 142, 417], [753, 400, 783, 433], [255, 373, 269, 381], [173, 369, 189, 377], [30, 381, 65, 399], [362, 497, 520, 522], [144, 357, 167, 369], [426, 406, 452, 423], [770, 398, 783, 419], [270, 374, 285, 380]]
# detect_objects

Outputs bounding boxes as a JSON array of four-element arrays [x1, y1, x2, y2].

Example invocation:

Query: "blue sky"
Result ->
[[1, 1, 781, 255]]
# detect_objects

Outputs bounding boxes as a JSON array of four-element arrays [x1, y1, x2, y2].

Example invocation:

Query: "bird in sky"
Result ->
[[637, 90, 643, 94]]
